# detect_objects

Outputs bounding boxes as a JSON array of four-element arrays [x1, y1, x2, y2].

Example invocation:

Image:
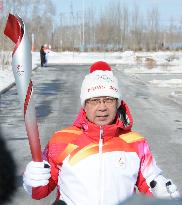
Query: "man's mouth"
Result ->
[[97, 115, 108, 120]]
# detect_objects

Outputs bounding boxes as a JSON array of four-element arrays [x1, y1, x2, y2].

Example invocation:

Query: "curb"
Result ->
[[0, 82, 16, 95], [0, 65, 39, 96]]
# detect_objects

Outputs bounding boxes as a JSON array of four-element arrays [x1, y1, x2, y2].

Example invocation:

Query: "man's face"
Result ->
[[84, 97, 118, 126]]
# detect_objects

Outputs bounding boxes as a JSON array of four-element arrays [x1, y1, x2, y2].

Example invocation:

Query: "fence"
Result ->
[[0, 50, 12, 70]]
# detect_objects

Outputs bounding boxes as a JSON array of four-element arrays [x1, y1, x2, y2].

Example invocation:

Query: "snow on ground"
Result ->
[[0, 51, 182, 101], [150, 79, 182, 88]]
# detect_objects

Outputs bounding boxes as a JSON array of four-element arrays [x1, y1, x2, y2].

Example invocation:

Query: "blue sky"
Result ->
[[51, 0, 182, 25]]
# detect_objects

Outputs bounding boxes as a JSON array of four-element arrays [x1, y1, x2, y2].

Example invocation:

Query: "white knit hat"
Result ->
[[80, 61, 121, 107]]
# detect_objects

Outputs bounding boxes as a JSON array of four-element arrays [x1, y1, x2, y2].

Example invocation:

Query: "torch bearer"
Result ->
[[4, 13, 42, 162]]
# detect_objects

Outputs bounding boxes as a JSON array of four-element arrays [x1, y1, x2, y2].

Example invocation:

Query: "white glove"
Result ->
[[23, 160, 51, 188], [150, 175, 180, 199]]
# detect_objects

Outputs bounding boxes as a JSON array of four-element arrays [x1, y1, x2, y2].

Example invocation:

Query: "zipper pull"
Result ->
[[99, 126, 103, 154], [100, 126, 103, 140]]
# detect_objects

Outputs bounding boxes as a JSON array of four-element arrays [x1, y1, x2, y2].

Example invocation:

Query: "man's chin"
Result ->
[[95, 119, 110, 126]]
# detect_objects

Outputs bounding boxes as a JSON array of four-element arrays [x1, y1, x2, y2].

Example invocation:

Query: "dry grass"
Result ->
[[145, 57, 156, 69]]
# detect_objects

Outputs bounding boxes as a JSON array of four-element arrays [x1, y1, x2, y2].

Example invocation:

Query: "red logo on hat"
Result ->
[[88, 85, 106, 92], [110, 86, 118, 92]]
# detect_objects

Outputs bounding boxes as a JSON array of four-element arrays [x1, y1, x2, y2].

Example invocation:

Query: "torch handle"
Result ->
[[24, 99, 42, 162], [25, 122, 42, 162]]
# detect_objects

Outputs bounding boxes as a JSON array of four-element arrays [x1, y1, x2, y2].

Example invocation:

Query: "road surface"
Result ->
[[0, 64, 181, 204]]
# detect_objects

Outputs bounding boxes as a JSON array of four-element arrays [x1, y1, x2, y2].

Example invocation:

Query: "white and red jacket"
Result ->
[[31, 101, 161, 205]]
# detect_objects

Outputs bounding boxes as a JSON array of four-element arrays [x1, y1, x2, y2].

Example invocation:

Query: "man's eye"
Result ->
[[92, 99, 99, 102], [106, 98, 112, 101]]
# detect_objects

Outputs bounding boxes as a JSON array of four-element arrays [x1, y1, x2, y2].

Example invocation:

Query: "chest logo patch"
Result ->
[[118, 156, 126, 168]]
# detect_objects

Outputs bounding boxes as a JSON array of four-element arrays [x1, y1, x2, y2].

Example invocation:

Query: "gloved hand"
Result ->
[[150, 175, 180, 199], [23, 160, 51, 188]]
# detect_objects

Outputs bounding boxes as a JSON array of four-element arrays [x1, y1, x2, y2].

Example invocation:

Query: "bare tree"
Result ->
[[1, 0, 181, 52], [130, 4, 143, 51], [119, 4, 129, 51], [146, 7, 160, 51]]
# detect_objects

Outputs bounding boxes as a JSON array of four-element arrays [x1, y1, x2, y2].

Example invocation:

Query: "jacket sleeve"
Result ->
[[31, 144, 59, 200], [135, 140, 162, 195]]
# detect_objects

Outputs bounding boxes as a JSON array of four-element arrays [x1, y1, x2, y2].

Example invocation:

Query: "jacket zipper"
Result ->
[[99, 126, 104, 205], [99, 126, 103, 155]]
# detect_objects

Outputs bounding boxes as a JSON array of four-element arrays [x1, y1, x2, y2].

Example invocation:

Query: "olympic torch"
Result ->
[[4, 13, 42, 162]]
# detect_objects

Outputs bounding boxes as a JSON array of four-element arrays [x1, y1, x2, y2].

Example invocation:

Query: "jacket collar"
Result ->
[[73, 100, 133, 143]]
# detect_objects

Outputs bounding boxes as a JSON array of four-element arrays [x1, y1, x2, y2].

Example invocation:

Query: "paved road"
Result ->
[[0, 64, 181, 204]]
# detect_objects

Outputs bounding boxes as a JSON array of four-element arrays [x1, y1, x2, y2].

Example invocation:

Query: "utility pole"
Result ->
[[82, 0, 85, 51], [59, 13, 63, 51], [51, 23, 54, 50], [32, 33, 35, 51]]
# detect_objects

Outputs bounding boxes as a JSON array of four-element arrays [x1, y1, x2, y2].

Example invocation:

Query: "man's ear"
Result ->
[[83, 105, 87, 113], [83, 101, 87, 110]]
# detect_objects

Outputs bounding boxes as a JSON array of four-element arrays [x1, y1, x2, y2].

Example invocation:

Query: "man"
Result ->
[[23, 61, 180, 205], [40, 45, 46, 67], [43, 44, 50, 66]]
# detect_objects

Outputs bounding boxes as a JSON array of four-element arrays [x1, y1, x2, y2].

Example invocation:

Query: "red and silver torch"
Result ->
[[4, 13, 42, 162]]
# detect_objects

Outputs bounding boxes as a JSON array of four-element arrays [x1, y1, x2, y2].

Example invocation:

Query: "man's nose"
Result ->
[[98, 100, 107, 110]]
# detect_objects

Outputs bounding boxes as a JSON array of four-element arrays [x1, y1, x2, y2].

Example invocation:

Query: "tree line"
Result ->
[[0, 0, 182, 52]]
